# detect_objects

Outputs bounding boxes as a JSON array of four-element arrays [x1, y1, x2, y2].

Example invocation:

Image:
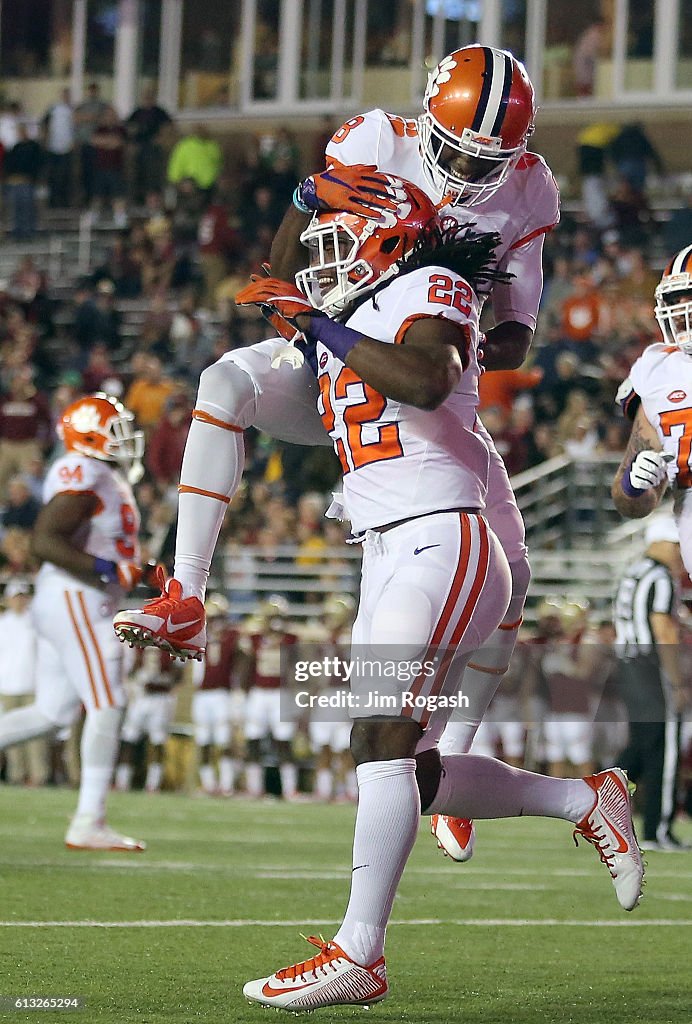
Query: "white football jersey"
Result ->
[[38, 453, 141, 585], [620, 343, 692, 490], [317, 266, 490, 532], [324, 109, 560, 328]]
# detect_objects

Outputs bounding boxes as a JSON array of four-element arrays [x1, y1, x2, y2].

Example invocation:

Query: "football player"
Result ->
[[190, 593, 242, 796], [613, 243, 692, 590], [114, 46, 559, 858], [239, 595, 300, 800], [238, 183, 642, 1010], [0, 394, 147, 850], [114, 646, 183, 793]]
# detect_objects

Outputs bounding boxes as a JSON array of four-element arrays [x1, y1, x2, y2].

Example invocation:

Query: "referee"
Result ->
[[613, 515, 690, 851]]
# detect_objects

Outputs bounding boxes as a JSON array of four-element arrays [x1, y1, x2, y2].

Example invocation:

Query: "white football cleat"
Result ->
[[65, 817, 146, 852], [430, 815, 476, 862], [113, 569, 205, 661], [573, 768, 644, 911], [243, 935, 388, 1011]]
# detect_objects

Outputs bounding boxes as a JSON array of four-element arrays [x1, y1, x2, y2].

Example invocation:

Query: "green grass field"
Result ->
[[0, 787, 690, 1024]]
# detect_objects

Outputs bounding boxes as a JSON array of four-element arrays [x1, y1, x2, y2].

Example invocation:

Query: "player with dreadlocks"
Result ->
[[228, 179, 644, 1010]]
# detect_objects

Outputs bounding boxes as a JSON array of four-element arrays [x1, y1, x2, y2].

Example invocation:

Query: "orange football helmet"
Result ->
[[419, 44, 536, 206], [296, 176, 438, 315], [654, 244, 692, 355], [59, 393, 144, 465]]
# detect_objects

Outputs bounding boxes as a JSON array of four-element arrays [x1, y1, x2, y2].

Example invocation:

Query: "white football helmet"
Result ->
[[655, 244, 692, 355]]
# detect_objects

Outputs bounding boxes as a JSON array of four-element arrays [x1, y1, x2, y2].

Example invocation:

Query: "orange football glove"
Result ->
[[296, 164, 405, 219], [236, 276, 316, 343], [116, 562, 143, 591]]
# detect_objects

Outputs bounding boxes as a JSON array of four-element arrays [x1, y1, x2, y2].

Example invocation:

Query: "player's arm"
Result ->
[[32, 492, 141, 590], [480, 321, 532, 370], [270, 205, 312, 281], [296, 311, 466, 410], [611, 405, 669, 518]]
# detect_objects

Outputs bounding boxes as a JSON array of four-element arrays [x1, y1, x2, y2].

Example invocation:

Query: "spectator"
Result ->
[[80, 342, 119, 393], [167, 124, 222, 198], [125, 88, 173, 203], [91, 106, 128, 224], [146, 392, 192, 493], [41, 87, 74, 207], [663, 189, 692, 255], [124, 354, 178, 433], [73, 82, 108, 204], [1, 475, 41, 531], [73, 278, 122, 357], [609, 122, 664, 194], [0, 367, 52, 495], [0, 579, 47, 787], [478, 364, 543, 415], [572, 19, 609, 97], [3, 124, 43, 240], [197, 176, 242, 307], [0, 100, 22, 151], [575, 122, 619, 226], [560, 272, 604, 355]]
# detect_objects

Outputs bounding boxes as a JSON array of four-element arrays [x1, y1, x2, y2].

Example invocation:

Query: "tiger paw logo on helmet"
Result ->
[[426, 55, 458, 99], [70, 402, 105, 435]]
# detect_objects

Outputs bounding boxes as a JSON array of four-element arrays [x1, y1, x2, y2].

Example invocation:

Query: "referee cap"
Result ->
[[644, 514, 679, 546]]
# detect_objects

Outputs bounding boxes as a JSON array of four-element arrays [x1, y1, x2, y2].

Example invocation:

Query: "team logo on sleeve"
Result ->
[[667, 390, 687, 402]]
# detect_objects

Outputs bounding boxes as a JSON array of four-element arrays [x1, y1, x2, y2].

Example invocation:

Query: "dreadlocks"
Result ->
[[401, 221, 513, 293]]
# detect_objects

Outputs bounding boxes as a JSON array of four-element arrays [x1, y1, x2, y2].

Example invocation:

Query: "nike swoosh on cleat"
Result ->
[[261, 980, 320, 997], [166, 616, 201, 633], [413, 544, 441, 555]]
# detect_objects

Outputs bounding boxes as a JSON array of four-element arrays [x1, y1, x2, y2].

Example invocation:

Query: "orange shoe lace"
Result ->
[[573, 822, 616, 876], [275, 936, 342, 982], [142, 567, 183, 613]]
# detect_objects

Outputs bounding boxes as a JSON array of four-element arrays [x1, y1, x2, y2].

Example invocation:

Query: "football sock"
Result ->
[[426, 754, 593, 822], [114, 763, 133, 791], [280, 762, 298, 800], [245, 761, 263, 797], [75, 707, 122, 821], [145, 762, 163, 791], [219, 756, 237, 793], [174, 365, 256, 601], [315, 768, 333, 800], [333, 758, 419, 965], [0, 705, 55, 748], [199, 763, 216, 793]]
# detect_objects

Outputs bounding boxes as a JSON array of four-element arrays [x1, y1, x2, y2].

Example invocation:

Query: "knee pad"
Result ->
[[196, 358, 258, 431]]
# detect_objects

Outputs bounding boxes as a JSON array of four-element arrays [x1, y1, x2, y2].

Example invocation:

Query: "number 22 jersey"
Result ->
[[316, 266, 490, 533]]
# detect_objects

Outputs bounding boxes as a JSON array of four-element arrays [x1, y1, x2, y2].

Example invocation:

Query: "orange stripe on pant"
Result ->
[[78, 591, 115, 707], [408, 516, 491, 727], [65, 591, 100, 710], [407, 513, 472, 707]]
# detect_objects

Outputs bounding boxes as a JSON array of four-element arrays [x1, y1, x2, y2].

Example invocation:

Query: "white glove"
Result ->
[[628, 450, 669, 490]]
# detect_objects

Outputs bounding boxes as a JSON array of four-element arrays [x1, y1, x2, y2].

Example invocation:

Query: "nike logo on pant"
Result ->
[[413, 544, 441, 555]]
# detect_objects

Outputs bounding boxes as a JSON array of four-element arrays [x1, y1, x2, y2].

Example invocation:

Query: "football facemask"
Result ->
[[296, 177, 438, 315], [655, 244, 692, 355], [419, 45, 536, 207]]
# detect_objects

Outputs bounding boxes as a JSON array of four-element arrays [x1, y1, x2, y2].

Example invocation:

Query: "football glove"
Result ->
[[236, 276, 316, 344], [628, 450, 669, 490], [295, 164, 404, 219], [94, 557, 142, 591]]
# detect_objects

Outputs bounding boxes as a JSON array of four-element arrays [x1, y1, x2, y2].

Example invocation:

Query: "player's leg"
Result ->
[[433, 420, 530, 857], [244, 689, 269, 798], [244, 513, 511, 1010], [143, 694, 176, 792], [39, 584, 146, 851], [114, 341, 329, 658], [114, 698, 146, 791], [192, 691, 216, 793]]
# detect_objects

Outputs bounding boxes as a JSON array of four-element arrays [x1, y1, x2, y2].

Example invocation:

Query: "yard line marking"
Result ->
[[1, 918, 691, 928]]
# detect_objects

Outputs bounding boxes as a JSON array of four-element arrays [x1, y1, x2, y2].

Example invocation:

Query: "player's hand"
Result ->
[[628, 450, 669, 490], [116, 562, 143, 591], [236, 276, 316, 344], [141, 560, 165, 590], [296, 164, 404, 219]]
